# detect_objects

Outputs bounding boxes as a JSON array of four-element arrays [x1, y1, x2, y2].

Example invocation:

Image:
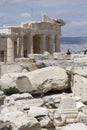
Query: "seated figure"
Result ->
[[66, 49, 71, 55]]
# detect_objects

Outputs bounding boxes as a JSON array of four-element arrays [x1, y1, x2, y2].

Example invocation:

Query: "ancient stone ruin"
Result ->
[[0, 15, 65, 63], [1, 15, 87, 130]]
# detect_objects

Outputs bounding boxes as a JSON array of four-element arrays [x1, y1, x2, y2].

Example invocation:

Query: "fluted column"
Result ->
[[17, 34, 24, 57], [40, 35, 46, 53], [7, 36, 14, 63], [55, 35, 60, 52], [17, 37, 20, 57], [27, 34, 33, 54]]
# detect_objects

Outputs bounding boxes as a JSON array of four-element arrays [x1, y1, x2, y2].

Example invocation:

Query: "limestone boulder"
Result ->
[[36, 61, 46, 68], [4, 93, 33, 105], [15, 57, 32, 63], [43, 51, 51, 59], [4, 96, 44, 111], [77, 112, 87, 125], [0, 74, 32, 94], [39, 116, 55, 129], [53, 52, 68, 60], [72, 75, 87, 102], [76, 101, 84, 110], [61, 123, 87, 130], [66, 66, 73, 74], [0, 66, 69, 94], [1, 64, 23, 77], [73, 56, 87, 64], [28, 54, 45, 61], [43, 94, 61, 103], [43, 94, 61, 108], [28, 106, 49, 117], [26, 66, 69, 93], [82, 105, 87, 114], [73, 66, 87, 77], [1, 108, 41, 130], [59, 97, 78, 124], [20, 63, 38, 71]]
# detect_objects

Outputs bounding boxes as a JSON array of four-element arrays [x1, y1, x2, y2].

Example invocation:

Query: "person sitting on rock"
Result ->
[[66, 49, 71, 55]]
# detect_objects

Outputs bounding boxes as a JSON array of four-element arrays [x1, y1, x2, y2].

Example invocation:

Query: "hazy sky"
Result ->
[[0, 0, 87, 37]]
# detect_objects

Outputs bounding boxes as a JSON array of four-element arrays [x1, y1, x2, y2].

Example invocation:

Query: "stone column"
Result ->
[[7, 36, 14, 63], [27, 34, 33, 54], [55, 35, 60, 52], [40, 35, 46, 53], [49, 35, 54, 54], [17, 34, 24, 57], [17, 36, 20, 57]]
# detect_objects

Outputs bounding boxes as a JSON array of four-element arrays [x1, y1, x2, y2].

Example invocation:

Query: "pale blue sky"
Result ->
[[0, 0, 87, 37]]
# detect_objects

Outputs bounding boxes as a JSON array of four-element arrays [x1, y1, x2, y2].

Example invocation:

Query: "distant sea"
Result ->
[[60, 37, 87, 53]]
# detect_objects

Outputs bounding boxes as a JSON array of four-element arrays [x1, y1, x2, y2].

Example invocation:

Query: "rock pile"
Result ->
[[0, 92, 87, 130], [0, 66, 69, 94], [0, 52, 87, 129]]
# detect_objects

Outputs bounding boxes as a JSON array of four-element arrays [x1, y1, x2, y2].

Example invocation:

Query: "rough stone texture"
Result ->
[[28, 54, 45, 61], [72, 75, 87, 102], [20, 63, 38, 71], [53, 52, 68, 60], [1, 92, 87, 129], [0, 121, 12, 130], [73, 66, 87, 77], [0, 74, 32, 93], [76, 101, 84, 110], [4, 93, 33, 104], [26, 66, 69, 94], [15, 58, 32, 63], [4, 97, 44, 111], [0, 91, 5, 105], [43, 94, 61, 103], [36, 61, 46, 68], [43, 94, 61, 108], [77, 112, 87, 125], [1, 109, 41, 130], [61, 123, 87, 130], [16, 76, 32, 92], [1, 64, 23, 77], [59, 97, 78, 123], [22, 69, 29, 72], [28, 106, 49, 117], [0, 66, 69, 94], [59, 97, 76, 109], [82, 105, 87, 114], [73, 56, 87, 64], [53, 109, 61, 119], [43, 51, 51, 59], [39, 116, 55, 129]]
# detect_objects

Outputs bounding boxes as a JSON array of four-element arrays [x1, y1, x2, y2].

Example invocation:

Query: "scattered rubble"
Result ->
[[0, 52, 87, 130]]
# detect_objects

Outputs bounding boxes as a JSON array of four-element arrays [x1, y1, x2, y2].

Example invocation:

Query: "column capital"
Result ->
[[17, 33, 25, 37]]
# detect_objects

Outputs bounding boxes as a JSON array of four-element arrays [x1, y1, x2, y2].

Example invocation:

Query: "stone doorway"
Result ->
[[33, 35, 41, 54]]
